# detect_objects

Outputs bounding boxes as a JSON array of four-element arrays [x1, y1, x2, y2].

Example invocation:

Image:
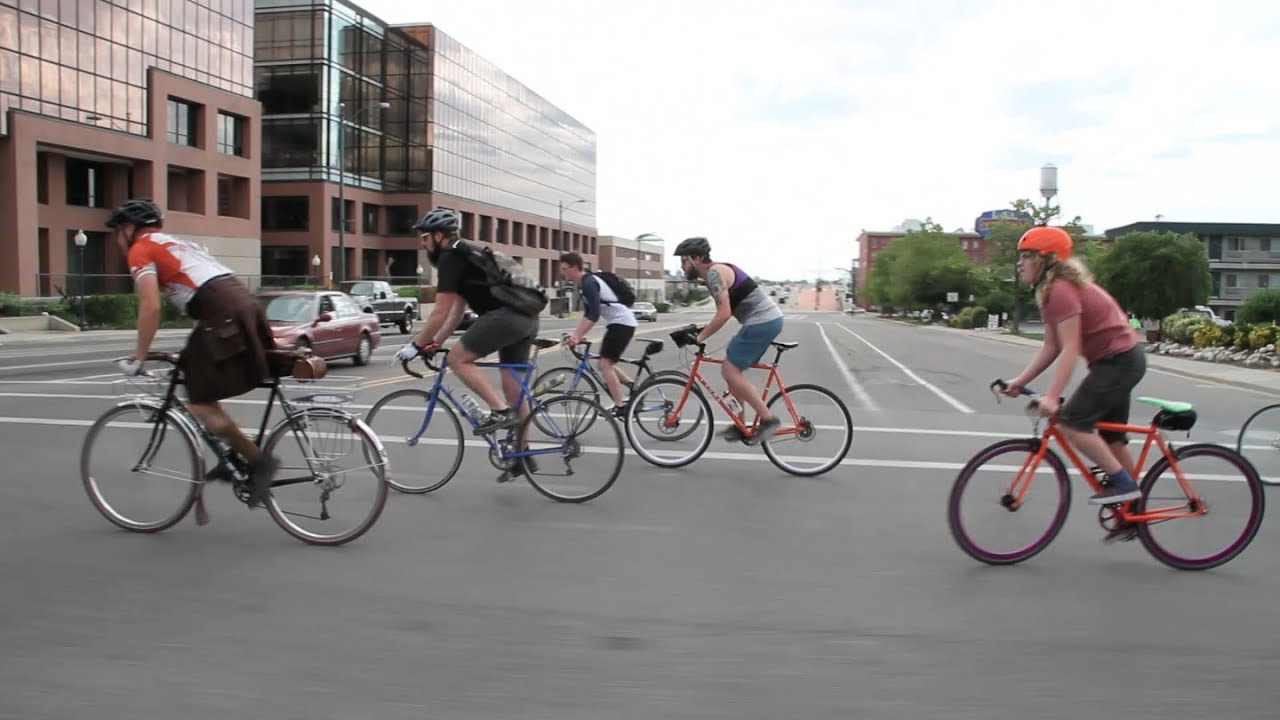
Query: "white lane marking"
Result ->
[[816, 323, 878, 411], [834, 324, 975, 414], [0, 358, 128, 371]]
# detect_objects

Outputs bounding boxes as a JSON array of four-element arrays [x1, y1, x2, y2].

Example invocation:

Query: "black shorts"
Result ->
[[1059, 344, 1147, 443], [459, 306, 539, 364], [598, 323, 635, 361]]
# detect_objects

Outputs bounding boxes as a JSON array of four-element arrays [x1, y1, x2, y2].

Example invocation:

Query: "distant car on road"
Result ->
[[257, 290, 381, 366], [632, 301, 658, 322]]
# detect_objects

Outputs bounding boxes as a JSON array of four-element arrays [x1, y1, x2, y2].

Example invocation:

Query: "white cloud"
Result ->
[[356, 0, 1280, 279]]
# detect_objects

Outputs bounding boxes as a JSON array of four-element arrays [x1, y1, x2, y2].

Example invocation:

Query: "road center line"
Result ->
[[816, 323, 878, 411], [834, 324, 975, 414]]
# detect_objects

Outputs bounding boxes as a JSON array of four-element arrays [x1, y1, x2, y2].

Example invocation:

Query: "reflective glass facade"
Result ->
[[432, 29, 597, 225], [255, 0, 430, 192], [0, 0, 254, 136]]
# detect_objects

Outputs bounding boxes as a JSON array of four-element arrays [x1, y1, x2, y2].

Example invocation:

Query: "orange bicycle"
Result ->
[[947, 379, 1265, 571], [623, 324, 852, 476]]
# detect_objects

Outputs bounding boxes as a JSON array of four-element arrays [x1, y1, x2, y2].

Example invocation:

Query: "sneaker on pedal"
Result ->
[[474, 408, 518, 436], [745, 416, 783, 447], [246, 453, 280, 508], [609, 405, 627, 421], [1089, 481, 1141, 505], [721, 424, 745, 442]]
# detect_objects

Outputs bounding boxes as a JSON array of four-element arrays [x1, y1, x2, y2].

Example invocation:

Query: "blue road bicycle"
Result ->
[[365, 338, 624, 502]]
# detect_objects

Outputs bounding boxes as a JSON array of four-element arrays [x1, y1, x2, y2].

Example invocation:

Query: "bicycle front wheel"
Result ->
[[1135, 443, 1265, 571], [760, 383, 852, 476], [947, 439, 1071, 566], [625, 378, 714, 468], [364, 389, 464, 494], [520, 394, 623, 503], [263, 408, 389, 546], [1235, 403, 1280, 486], [530, 364, 602, 435], [81, 401, 202, 533]]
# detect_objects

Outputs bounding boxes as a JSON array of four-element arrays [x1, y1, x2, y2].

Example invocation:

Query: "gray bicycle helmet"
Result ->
[[105, 198, 163, 229], [412, 207, 461, 235], [673, 237, 711, 258]]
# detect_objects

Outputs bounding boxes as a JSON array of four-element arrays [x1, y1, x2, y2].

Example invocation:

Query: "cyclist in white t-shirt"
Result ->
[[559, 252, 637, 419]]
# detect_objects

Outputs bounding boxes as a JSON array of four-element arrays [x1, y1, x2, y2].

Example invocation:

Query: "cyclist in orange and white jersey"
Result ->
[[109, 198, 279, 507]]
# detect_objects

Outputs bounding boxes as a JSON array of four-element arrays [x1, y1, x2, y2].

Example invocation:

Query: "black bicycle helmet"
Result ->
[[673, 236, 711, 258], [105, 198, 163, 229], [412, 207, 461, 235]]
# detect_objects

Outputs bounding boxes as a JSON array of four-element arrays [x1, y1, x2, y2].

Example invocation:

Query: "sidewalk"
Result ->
[[943, 325, 1280, 396]]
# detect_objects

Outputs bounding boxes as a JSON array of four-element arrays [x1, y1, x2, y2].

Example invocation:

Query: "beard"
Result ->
[[684, 265, 700, 281]]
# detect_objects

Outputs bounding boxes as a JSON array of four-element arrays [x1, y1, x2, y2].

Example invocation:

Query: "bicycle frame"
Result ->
[[563, 336, 659, 389], [403, 350, 574, 463], [670, 343, 800, 437], [1010, 416, 1206, 524]]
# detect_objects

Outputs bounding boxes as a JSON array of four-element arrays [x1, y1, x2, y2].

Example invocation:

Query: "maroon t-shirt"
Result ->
[[1041, 280, 1138, 366]]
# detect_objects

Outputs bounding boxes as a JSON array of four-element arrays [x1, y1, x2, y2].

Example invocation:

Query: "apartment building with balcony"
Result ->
[[0, 0, 260, 296], [254, 0, 598, 289], [1104, 221, 1280, 321]]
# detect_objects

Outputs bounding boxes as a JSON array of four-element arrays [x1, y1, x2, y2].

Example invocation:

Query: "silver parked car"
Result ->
[[632, 301, 658, 322]]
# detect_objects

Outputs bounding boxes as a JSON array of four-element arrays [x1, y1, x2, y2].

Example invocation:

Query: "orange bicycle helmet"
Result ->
[[1017, 226, 1072, 260]]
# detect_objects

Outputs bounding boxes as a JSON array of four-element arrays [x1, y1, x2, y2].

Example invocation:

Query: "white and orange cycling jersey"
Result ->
[[126, 232, 233, 314]]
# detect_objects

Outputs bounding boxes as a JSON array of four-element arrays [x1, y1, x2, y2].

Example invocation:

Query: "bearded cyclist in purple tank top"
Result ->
[[674, 237, 785, 446]]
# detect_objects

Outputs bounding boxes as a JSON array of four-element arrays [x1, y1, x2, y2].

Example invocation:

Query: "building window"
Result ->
[[385, 205, 418, 236], [331, 198, 354, 232], [263, 196, 310, 231], [1226, 274, 1238, 288], [362, 203, 380, 235], [167, 98, 197, 146], [167, 166, 205, 213], [66, 158, 107, 208], [1263, 238, 1273, 253], [217, 112, 244, 156], [216, 175, 250, 219], [1261, 274, 1271, 289]]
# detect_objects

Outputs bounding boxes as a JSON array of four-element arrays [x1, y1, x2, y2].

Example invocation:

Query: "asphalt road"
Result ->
[[3, 310, 1280, 719]]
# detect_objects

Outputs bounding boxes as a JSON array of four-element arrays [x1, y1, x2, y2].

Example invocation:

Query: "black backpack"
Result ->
[[455, 240, 548, 316], [590, 271, 636, 307]]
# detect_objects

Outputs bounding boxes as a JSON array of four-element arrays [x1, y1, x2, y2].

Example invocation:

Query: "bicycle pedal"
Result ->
[[1102, 527, 1138, 544]]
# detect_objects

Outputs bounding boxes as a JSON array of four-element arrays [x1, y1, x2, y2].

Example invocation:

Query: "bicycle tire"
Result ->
[[262, 407, 390, 547], [365, 389, 464, 494], [760, 383, 853, 477], [81, 401, 202, 533], [530, 364, 602, 434], [1234, 403, 1280, 486], [624, 377, 714, 468], [947, 438, 1072, 566], [520, 394, 624, 503], [628, 371, 702, 443], [1135, 443, 1266, 571]]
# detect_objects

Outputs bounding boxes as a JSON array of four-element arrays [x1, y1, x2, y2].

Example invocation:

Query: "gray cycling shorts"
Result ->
[[459, 307, 539, 365]]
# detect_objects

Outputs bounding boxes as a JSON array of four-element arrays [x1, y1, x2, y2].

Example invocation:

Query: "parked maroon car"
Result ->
[[257, 291, 381, 366]]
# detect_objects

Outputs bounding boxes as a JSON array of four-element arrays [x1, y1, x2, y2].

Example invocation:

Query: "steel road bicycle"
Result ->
[[527, 333, 699, 438], [80, 351, 390, 546], [623, 324, 853, 476], [363, 338, 624, 502], [1234, 402, 1280, 486], [948, 379, 1265, 571]]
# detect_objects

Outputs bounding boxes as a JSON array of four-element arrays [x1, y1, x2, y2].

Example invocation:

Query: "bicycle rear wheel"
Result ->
[[760, 383, 852, 476], [81, 401, 201, 533], [530, 364, 602, 435], [263, 407, 389, 546], [517, 394, 624, 502], [1135, 443, 1265, 571], [947, 439, 1071, 566]]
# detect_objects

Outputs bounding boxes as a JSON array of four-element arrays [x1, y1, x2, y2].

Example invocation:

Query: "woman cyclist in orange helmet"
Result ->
[[1000, 225, 1147, 505]]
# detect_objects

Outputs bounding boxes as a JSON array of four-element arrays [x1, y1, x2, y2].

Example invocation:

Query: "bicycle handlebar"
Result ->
[[400, 347, 450, 378], [671, 324, 707, 353], [561, 332, 593, 360]]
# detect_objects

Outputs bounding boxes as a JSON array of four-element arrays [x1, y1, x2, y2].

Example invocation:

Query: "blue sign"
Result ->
[[974, 209, 1032, 237]]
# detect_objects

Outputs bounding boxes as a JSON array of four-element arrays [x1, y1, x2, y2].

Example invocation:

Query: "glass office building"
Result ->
[[255, 0, 598, 290], [0, 0, 261, 296]]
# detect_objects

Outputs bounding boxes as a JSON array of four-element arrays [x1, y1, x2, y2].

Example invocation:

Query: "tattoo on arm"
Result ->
[[705, 266, 725, 304]]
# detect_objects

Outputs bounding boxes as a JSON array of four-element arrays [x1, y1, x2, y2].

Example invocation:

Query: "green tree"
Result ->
[[1092, 231, 1210, 319], [865, 218, 979, 309], [1236, 289, 1280, 325]]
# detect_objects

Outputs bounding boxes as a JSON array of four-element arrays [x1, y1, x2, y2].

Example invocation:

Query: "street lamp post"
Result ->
[[557, 198, 591, 252], [74, 230, 87, 329], [336, 101, 390, 285], [635, 233, 663, 303], [311, 254, 321, 287]]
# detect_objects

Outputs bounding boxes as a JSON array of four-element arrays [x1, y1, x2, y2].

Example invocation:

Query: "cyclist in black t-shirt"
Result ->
[[395, 208, 539, 442]]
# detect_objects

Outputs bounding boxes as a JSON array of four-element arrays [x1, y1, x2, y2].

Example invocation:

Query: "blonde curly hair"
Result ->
[[1034, 256, 1094, 307]]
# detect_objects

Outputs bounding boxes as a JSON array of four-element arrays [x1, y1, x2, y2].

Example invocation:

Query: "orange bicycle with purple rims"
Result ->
[[623, 324, 853, 476], [947, 379, 1265, 571]]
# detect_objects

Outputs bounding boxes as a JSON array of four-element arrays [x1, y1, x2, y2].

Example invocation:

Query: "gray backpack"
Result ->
[[455, 240, 547, 316]]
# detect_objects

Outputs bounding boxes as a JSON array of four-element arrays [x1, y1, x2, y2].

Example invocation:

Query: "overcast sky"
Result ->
[[358, 0, 1280, 281]]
